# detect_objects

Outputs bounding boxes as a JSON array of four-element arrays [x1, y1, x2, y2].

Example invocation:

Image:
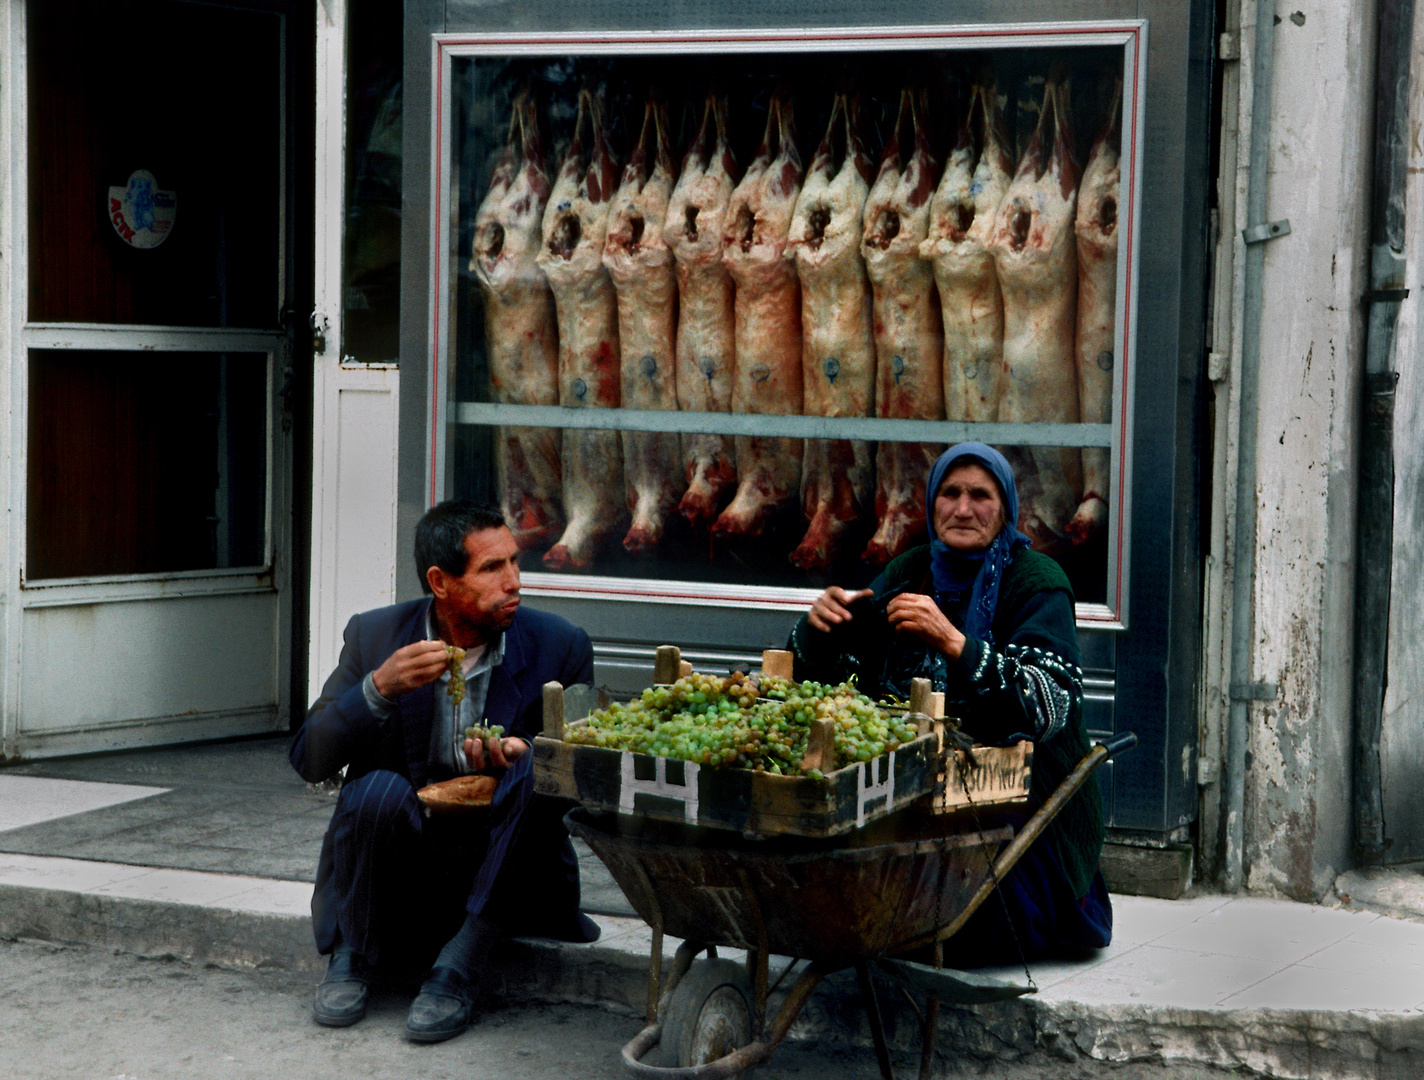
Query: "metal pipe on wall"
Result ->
[[1352, 0, 1413, 865], [1199, 1, 1244, 888], [1223, 0, 1280, 893]]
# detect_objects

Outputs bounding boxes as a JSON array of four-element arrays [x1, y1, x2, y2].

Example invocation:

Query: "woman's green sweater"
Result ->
[[789, 544, 1105, 899]]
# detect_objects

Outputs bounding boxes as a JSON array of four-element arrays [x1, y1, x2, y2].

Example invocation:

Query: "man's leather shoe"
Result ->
[[313, 947, 371, 1027], [404, 966, 475, 1044]]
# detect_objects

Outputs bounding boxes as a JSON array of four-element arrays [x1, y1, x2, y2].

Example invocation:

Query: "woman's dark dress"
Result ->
[[788, 544, 1111, 967]]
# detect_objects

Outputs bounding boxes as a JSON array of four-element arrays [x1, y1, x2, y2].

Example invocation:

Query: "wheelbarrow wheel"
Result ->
[[661, 958, 755, 1071]]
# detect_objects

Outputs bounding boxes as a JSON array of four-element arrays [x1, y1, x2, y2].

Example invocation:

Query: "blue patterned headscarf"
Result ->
[[924, 443, 1032, 647]]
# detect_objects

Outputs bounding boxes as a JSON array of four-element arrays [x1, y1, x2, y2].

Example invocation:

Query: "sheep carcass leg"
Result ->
[[470, 94, 562, 549], [667, 96, 738, 527], [604, 99, 682, 552], [862, 89, 944, 565], [537, 90, 625, 570], [921, 80, 1012, 424], [988, 76, 1082, 549], [1067, 78, 1122, 545], [715, 94, 804, 539], [788, 94, 875, 570]]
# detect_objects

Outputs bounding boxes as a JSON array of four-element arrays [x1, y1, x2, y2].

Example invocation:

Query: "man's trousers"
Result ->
[[308, 759, 584, 973]]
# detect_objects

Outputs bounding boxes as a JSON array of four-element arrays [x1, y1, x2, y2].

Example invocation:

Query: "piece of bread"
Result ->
[[416, 774, 497, 816]]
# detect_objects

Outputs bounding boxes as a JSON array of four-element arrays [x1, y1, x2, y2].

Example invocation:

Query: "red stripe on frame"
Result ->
[[1111, 29, 1142, 619]]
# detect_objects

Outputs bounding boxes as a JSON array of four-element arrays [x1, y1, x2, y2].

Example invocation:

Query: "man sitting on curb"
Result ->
[[291, 499, 599, 1043]]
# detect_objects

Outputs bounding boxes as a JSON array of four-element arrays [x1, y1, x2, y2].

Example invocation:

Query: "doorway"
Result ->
[[13, 0, 308, 757]]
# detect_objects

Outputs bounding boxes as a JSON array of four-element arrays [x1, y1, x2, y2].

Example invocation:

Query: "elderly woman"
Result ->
[[789, 442, 1111, 966]]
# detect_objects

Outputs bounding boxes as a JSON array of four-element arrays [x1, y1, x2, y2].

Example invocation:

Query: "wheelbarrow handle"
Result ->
[[1098, 732, 1138, 758]]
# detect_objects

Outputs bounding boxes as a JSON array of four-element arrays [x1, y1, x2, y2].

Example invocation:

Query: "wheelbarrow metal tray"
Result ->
[[534, 731, 939, 839], [567, 807, 1014, 964]]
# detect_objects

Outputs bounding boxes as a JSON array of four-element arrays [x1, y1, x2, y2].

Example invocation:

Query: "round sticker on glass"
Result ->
[[107, 170, 176, 249]]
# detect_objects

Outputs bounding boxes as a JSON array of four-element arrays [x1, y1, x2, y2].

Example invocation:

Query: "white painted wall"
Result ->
[[308, 367, 401, 699], [1207, 0, 1372, 899]]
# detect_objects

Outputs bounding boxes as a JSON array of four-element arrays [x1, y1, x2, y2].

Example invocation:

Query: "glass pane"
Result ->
[[27, 1, 282, 327], [27, 350, 269, 580], [447, 37, 1127, 608], [341, 0, 404, 363]]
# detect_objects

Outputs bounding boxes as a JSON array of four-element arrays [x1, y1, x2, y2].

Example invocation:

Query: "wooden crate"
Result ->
[[534, 660, 1027, 838], [933, 741, 1033, 812], [533, 729, 941, 839], [901, 677, 1032, 814]]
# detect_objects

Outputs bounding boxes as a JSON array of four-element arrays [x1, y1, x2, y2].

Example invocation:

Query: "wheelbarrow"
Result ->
[[567, 732, 1137, 1079]]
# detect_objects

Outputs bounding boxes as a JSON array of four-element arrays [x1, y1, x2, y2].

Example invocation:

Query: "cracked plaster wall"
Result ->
[[1240, 0, 1370, 899]]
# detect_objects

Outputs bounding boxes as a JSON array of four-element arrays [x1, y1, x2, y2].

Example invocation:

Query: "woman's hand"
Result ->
[[807, 586, 874, 633], [886, 592, 966, 659]]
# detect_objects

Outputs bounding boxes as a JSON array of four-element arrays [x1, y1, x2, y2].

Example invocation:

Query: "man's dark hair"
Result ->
[[413, 500, 508, 593]]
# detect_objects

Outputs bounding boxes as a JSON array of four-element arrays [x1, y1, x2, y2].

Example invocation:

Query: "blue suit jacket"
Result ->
[[291, 597, 593, 790], [292, 597, 594, 950]]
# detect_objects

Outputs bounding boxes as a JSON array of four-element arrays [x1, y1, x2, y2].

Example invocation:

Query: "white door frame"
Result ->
[[1, 0, 23, 760]]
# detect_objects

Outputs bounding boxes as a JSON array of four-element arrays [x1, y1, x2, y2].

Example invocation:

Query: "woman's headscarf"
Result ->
[[924, 442, 1032, 646]]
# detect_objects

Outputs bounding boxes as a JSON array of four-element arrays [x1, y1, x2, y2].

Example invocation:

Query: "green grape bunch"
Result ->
[[567, 671, 920, 775], [464, 723, 505, 742], [445, 644, 467, 709]]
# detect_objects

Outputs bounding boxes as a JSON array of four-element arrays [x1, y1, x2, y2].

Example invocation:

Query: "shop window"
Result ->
[[26, 350, 269, 580], [435, 29, 1138, 620]]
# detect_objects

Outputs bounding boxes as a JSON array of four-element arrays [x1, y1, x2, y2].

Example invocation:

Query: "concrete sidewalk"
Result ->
[[2, 736, 1422, 1079]]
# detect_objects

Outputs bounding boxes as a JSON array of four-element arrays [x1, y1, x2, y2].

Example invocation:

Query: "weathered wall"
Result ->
[[1238, 0, 1372, 898], [1377, 4, 1424, 862]]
